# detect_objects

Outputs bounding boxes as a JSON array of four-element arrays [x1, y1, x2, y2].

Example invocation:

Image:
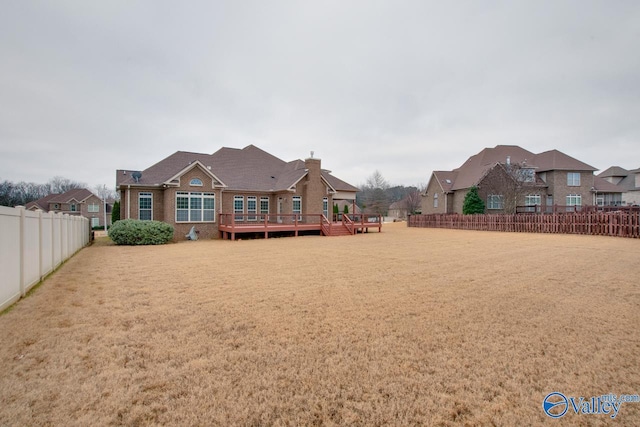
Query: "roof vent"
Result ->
[[310, 151, 314, 159], [132, 171, 142, 183], [506, 156, 511, 166]]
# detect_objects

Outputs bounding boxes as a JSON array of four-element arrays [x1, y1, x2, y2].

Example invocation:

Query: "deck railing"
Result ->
[[219, 213, 323, 226], [219, 212, 383, 239]]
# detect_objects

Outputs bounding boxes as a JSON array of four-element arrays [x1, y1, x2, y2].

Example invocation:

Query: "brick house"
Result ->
[[26, 188, 112, 228], [422, 145, 619, 214], [116, 145, 363, 240]]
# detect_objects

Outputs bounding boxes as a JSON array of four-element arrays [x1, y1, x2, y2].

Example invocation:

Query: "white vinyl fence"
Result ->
[[0, 206, 90, 311]]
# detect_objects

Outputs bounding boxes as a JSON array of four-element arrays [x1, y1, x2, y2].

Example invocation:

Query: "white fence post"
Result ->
[[19, 206, 26, 297], [0, 206, 90, 312]]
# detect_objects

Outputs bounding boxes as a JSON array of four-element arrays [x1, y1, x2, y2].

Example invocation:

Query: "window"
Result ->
[[234, 196, 244, 221], [524, 194, 541, 212], [176, 192, 215, 222], [433, 193, 439, 208], [70, 203, 77, 212], [566, 194, 582, 206], [487, 194, 504, 210], [54, 204, 59, 210], [88, 203, 99, 213], [292, 196, 302, 220], [189, 178, 203, 186], [517, 168, 536, 182], [260, 197, 269, 219], [567, 172, 581, 186], [139, 192, 152, 220], [323, 197, 329, 218], [91, 217, 100, 228], [247, 196, 257, 221]]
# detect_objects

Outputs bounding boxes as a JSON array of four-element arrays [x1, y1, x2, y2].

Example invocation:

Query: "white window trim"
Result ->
[[189, 178, 203, 187], [176, 191, 215, 223], [260, 196, 269, 219], [487, 194, 504, 210], [88, 203, 99, 213], [566, 194, 582, 206], [247, 196, 257, 221], [292, 196, 302, 220], [567, 172, 581, 187], [139, 192, 153, 220], [323, 197, 329, 218], [433, 193, 439, 208], [234, 195, 244, 222]]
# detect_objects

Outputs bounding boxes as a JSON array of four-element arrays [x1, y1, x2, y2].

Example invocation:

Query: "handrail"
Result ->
[[320, 214, 332, 236], [342, 214, 355, 234]]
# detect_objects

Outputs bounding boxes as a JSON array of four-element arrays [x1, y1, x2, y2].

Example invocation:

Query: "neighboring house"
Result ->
[[116, 145, 360, 240], [387, 200, 405, 220], [388, 195, 422, 220], [422, 145, 609, 214], [333, 199, 361, 217], [598, 166, 640, 206], [26, 188, 112, 228]]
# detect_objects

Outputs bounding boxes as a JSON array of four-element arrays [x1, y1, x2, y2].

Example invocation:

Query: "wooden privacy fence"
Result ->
[[408, 211, 640, 238], [0, 206, 91, 311]]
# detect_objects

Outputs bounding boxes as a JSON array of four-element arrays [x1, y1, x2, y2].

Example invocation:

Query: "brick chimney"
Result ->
[[304, 154, 324, 215]]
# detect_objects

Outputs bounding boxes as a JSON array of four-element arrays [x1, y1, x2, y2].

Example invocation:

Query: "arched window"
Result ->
[[189, 178, 203, 187]]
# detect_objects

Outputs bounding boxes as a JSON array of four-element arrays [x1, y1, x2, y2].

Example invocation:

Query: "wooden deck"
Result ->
[[218, 213, 382, 240]]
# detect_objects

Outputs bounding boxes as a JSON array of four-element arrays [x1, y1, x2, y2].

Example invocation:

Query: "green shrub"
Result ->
[[462, 186, 485, 214], [108, 219, 174, 245], [111, 200, 120, 223]]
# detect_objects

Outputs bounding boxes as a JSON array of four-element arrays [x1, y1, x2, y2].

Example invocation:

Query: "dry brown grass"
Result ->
[[1, 223, 639, 426]]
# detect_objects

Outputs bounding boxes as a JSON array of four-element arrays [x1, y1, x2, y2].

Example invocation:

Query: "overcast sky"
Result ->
[[1, 1, 639, 191]]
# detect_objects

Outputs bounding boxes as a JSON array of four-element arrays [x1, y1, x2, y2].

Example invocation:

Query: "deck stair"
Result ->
[[326, 223, 353, 236]]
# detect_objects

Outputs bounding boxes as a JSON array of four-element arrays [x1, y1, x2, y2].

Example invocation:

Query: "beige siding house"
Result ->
[[598, 166, 640, 206]]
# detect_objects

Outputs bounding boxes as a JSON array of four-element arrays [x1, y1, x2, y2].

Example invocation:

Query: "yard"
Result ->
[[1, 223, 639, 425]]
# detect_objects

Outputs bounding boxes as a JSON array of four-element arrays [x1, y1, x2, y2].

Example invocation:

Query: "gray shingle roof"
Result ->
[[593, 176, 624, 193], [435, 145, 598, 191], [26, 189, 99, 210], [117, 145, 357, 193], [598, 166, 629, 178]]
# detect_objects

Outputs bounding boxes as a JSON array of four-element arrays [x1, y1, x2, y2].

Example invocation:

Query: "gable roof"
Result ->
[[117, 144, 357, 193], [430, 170, 458, 193], [451, 145, 537, 190], [26, 188, 100, 210], [433, 145, 598, 191], [593, 176, 624, 193], [598, 166, 629, 178], [321, 171, 359, 193], [26, 193, 59, 210]]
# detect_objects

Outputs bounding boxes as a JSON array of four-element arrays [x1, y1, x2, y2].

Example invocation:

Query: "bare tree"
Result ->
[[359, 170, 390, 216], [93, 184, 119, 202], [479, 162, 538, 214], [403, 183, 425, 215], [47, 176, 86, 194]]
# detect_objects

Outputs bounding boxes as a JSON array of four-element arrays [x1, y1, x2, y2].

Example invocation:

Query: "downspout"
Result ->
[[127, 185, 131, 219], [219, 187, 223, 222]]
